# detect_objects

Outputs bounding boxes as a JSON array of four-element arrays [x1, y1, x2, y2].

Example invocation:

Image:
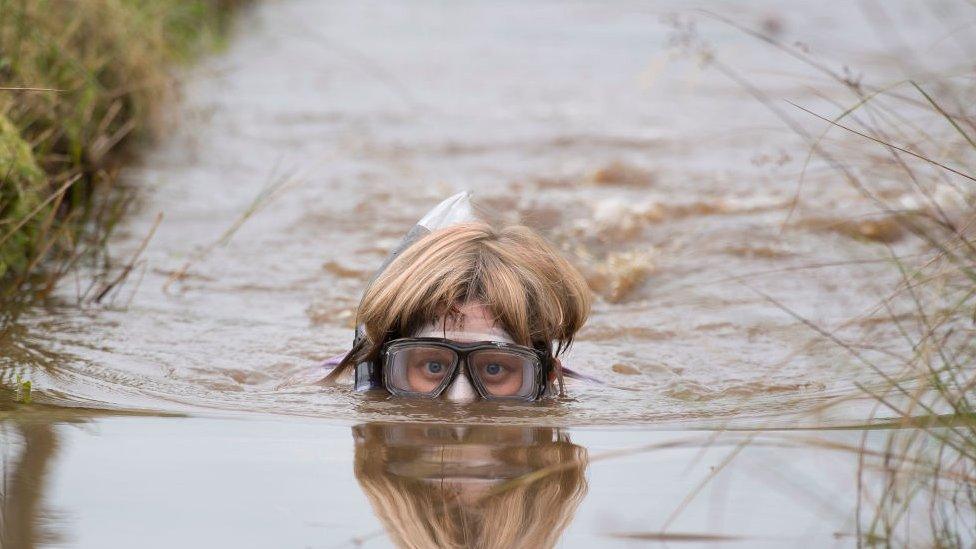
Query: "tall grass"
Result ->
[[789, 56, 975, 549], [682, 6, 976, 545], [0, 0, 244, 308]]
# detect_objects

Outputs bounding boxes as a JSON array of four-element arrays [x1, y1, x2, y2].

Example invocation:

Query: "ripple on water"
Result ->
[[4, 0, 955, 428]]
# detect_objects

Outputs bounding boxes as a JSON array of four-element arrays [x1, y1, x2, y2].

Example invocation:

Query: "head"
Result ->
[[330, 222, 592, 402], [352, 422, 589, 549]]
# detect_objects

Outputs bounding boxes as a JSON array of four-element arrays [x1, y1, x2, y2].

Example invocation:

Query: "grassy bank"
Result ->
[[0, 0, 244, 304]]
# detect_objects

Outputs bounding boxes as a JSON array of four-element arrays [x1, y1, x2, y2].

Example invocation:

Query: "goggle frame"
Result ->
[[379, 337, 551, 402]]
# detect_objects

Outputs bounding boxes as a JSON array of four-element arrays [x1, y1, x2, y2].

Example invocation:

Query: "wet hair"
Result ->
[[327, 222, 592, 382]]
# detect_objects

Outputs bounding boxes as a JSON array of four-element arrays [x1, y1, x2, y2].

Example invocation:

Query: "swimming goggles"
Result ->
[[380, 338, 549, 401]]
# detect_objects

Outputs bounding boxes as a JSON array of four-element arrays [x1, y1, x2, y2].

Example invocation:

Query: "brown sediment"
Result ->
[[579, 325, 676, 341], [358, 135, 664, 158], [663, 378, 828, 401], [354, 246, 398, 257], [578, 195, 789, 246], [472, 195, 521, 225], [306, 304, 357, 327], [611, 363, 642, 375], [665, 196, 788, 219], [322, 260, 370, 279], [661, 379, 716, 401], [719, 380, 827, 397], [668, 200, 726, 217], [693, 322, 737, 331], [583, 249, 657, 303], [547, 135, 664, 150], [796, 215, 905, 243], [516, 204, 564, 232], [533, 176, 578, 190], [473, 195, 566, 232], [588, 160, 657, 187], [722, 245, 795, 259]]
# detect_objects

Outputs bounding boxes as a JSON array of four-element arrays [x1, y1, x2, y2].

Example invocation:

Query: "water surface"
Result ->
[[2, 1, 973, 545], [8, 0, 963, 423], [2, 415, 881, 548]]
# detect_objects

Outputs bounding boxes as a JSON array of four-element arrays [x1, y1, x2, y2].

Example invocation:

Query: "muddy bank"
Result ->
[[0, 0, 245, 297]]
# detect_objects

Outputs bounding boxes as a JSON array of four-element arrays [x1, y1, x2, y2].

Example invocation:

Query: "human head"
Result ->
[[352, 422, 589, 548], [330, 222, 592, 400]]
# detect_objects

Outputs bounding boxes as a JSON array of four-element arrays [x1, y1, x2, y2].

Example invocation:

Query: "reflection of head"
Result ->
[[331, 223, 592, 380], [353, 423, 588, 549]]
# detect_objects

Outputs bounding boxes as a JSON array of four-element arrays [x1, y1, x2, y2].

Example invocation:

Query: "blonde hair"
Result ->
[[329, 222, 591, 380], [353, 424, 588, 549]]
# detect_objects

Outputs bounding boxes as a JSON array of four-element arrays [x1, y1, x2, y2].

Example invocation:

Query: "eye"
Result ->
[[426, 361, 444, 374], [484, 363, 502, 376]]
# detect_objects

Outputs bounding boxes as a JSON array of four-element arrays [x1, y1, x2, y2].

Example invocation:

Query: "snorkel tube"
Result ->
[[352, 191, 478, 392]]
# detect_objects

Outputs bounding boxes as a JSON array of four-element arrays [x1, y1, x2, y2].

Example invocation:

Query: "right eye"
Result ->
[[387, 346, 456, 395]]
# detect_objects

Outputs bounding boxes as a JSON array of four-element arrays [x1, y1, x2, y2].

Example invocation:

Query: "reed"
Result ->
[[0, 0, 244, 308], [843, 99, 976, 546], [702, 10, 976, 546]]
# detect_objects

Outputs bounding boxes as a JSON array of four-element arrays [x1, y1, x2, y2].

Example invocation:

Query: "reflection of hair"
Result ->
[[353, 425, 589, 549], [330, 222, 591, 380]]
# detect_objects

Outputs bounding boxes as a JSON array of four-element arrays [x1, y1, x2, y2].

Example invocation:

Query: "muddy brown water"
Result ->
[[2, 1, 973, 547]]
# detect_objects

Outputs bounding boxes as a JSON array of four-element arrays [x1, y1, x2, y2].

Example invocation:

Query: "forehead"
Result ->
[[415, 302, 514, 343]]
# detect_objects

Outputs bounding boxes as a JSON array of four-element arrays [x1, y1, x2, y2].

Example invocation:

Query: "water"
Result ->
[[2, 1, 973, 546], [10, 0, 961, 423], [2, 415, 880, 548]]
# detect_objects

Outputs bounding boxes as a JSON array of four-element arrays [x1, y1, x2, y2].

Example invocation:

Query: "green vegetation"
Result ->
[[0, 0, 244, 302], [15, 375, 30, 403]]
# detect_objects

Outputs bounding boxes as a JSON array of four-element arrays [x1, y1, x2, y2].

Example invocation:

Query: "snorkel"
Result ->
[[352, 191, 478, 392]]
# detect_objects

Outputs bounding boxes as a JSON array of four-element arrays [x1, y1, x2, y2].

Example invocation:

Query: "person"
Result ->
[[352, 422, 588, 548], [324, 195, 591, 403]]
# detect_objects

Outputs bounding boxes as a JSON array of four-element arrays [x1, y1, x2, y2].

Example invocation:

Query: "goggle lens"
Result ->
[[384, 342, 542, 400], [386, 346, 457, 395], [469, 350, 537, 398]]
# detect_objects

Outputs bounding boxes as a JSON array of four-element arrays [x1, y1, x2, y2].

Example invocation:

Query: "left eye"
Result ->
[[484, 363, 502, 376]]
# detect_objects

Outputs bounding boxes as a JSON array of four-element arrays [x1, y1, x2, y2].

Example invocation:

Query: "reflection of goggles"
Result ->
[[353, 423, 567, 482], [380, 338, 549, 401]]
